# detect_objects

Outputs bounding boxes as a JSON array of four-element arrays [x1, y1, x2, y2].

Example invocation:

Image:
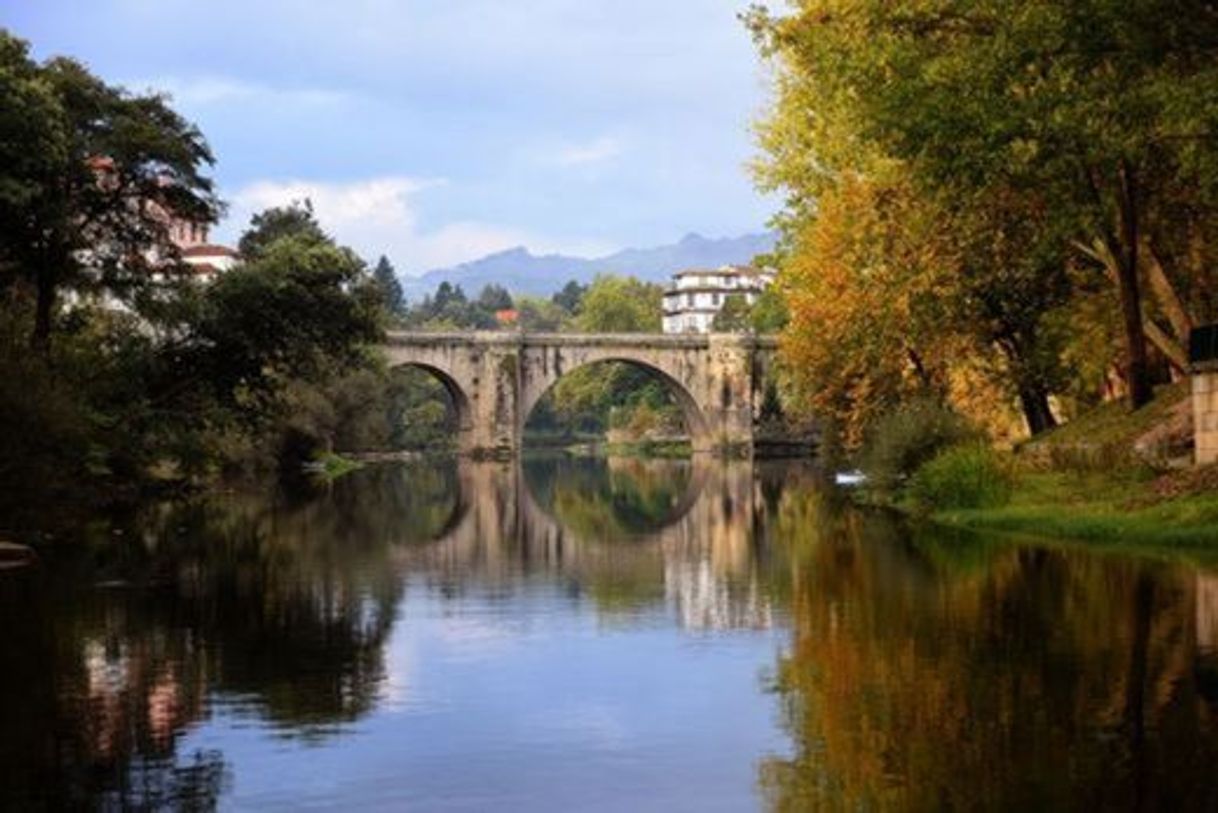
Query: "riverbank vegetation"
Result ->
[[852, 384, 1218, 548], [748, 0, 1218, 541], [0, 32, 425, 502], [0, 30, 720, 505]]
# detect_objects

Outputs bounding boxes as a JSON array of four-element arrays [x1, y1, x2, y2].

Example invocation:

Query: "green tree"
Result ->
[[237, 200, 327, 259], [748, 0, 1218, 410], [750, 285, 789, 333], [187, 234, 381, 419], [515, 296, 565, 331], [476, 283, 513, 312], [0, 31, 220, 348], [372, 255, 405, 317], [573, 275, 663, 333], [712, 293, 753, 332], [433, 281, 465, 311], [552, 279, 587, 314]]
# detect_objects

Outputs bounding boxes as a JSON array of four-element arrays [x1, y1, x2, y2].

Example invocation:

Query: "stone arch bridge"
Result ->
[[383, 331, 788, 457]]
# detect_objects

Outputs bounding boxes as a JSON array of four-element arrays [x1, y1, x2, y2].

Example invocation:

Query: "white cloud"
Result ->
[[223, 176, 613, 274], [552, 136, 624, 168]]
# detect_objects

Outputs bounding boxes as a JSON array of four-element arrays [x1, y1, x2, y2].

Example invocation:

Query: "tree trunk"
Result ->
[[1144, 245, 1193, 343], [1017, 382, 1057, 436], [1083, 238, 1190, 377], [1116, 161, 1154, 409], [906, 347, 933, 389], [31, 266, 55, 352], [1143, 319, 1188, 376]]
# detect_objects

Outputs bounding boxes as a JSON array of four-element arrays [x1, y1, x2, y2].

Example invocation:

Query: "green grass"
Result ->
[[909, 382, 1218, 554], [308, 452, 364, 481], [931, 470, 1218, 551], [600, 439, 693, 458], [1025, 381, 1187, 450]]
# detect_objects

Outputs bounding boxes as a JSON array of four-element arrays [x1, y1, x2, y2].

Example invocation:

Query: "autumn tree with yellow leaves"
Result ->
[[748, 0, 1218, 443]]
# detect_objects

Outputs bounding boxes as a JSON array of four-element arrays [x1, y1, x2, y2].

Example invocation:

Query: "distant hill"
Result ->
[[401, 231, 777, 300]]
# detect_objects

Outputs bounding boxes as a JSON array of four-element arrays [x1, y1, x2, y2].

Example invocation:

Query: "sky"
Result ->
[[4, 0, 778, 276]]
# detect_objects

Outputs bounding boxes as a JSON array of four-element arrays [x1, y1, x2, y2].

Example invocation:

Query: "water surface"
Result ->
[[3, 457, 1218, 810]]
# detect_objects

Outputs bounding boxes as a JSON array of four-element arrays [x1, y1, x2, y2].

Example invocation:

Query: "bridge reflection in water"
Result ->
[[399, 456, 797, 631]]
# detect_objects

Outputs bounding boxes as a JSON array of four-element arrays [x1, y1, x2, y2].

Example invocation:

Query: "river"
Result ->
[[2, 456, 1218, 810]]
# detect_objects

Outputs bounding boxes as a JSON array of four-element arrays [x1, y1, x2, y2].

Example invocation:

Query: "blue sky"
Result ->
[[5, 1, 777, 275]]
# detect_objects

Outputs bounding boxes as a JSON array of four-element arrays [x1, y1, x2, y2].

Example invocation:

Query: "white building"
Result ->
[[165, 209, 240, 282], [177, 243, 240, 284], [661, 265, 774, 334]]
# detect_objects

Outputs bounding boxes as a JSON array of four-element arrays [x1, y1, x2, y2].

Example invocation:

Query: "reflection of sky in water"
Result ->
[[10, 458, 1218, 810], [179, 583, 790, 811]]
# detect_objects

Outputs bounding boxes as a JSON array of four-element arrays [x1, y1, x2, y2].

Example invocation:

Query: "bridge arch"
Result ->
[[386, 361, 474, 444], [520, 356, 710, 447]]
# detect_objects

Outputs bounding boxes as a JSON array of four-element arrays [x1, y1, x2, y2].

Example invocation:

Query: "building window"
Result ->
[[712, 293, 721, 306]]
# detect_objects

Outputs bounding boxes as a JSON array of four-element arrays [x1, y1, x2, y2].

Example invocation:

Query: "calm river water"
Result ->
[[4, 456, 1218, 810]]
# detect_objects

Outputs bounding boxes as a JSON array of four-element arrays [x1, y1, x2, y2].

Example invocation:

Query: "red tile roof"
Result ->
[[181, 244, 239, 259]]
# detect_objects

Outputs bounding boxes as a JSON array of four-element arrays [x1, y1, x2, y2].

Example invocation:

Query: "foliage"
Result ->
[[552, 279, 587, 314], [908, 444, 1014, 511], [0, 196, 390, 490], [372, 255, 405, 317], [531, 363, 683, 439], [237, 200, 327, 258], [401, 281, 505, 330], [0, 30, 221, 347], [514, 295, 566, 331], [750, 284, 789, 333], [0, 32, 517, 490], [571, 274, 663, 332], [477, 283, 513, 312], [711, 293, 753, 332], [780, 173, 961, 445], [747, 0, 1218, 439], [858, 399, 980, 494], [184, 234, 381, 414]]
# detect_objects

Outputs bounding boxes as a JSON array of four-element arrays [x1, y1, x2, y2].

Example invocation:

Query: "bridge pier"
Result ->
[[383, 331, 798, 458]]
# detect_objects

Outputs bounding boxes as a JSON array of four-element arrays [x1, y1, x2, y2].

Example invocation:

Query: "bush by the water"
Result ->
[[859, 399, 979, 493], [908, 444, 1014, 511]]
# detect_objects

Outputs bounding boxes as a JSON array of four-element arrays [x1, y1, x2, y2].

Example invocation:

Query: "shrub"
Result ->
[[908, 443, 1014, 511], [859, 398, 979, 493]]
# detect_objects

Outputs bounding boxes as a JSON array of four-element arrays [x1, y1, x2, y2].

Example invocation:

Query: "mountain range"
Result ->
[[401, 231, 777, 300]]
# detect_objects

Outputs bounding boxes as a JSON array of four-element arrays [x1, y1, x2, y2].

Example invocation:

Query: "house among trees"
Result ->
[[170, 215, 239, 283], [85, 154, 238, 286], [661, 265, 774, 334]]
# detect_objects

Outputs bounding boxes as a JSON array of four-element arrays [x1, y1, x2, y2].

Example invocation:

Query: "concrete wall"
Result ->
[[382, 331, 780, 457], [1194, 368, 1218, 465]]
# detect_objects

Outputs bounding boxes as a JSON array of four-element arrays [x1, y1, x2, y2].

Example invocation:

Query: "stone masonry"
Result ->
[[381, 331, 784, 457], [1193, 364, 1218, 465]]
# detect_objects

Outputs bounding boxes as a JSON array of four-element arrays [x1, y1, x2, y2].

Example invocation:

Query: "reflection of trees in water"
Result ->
[[758, 519, 1218, 811], [524, 455, 693, 540], [0, 570, 229, 810], [0, 464, 453, 808], [9, 459, 1218, 809]]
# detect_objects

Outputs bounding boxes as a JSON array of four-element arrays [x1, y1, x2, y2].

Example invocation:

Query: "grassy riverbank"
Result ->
[[917, 383, 1218, 549], [931, 469, 1218, 549]]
